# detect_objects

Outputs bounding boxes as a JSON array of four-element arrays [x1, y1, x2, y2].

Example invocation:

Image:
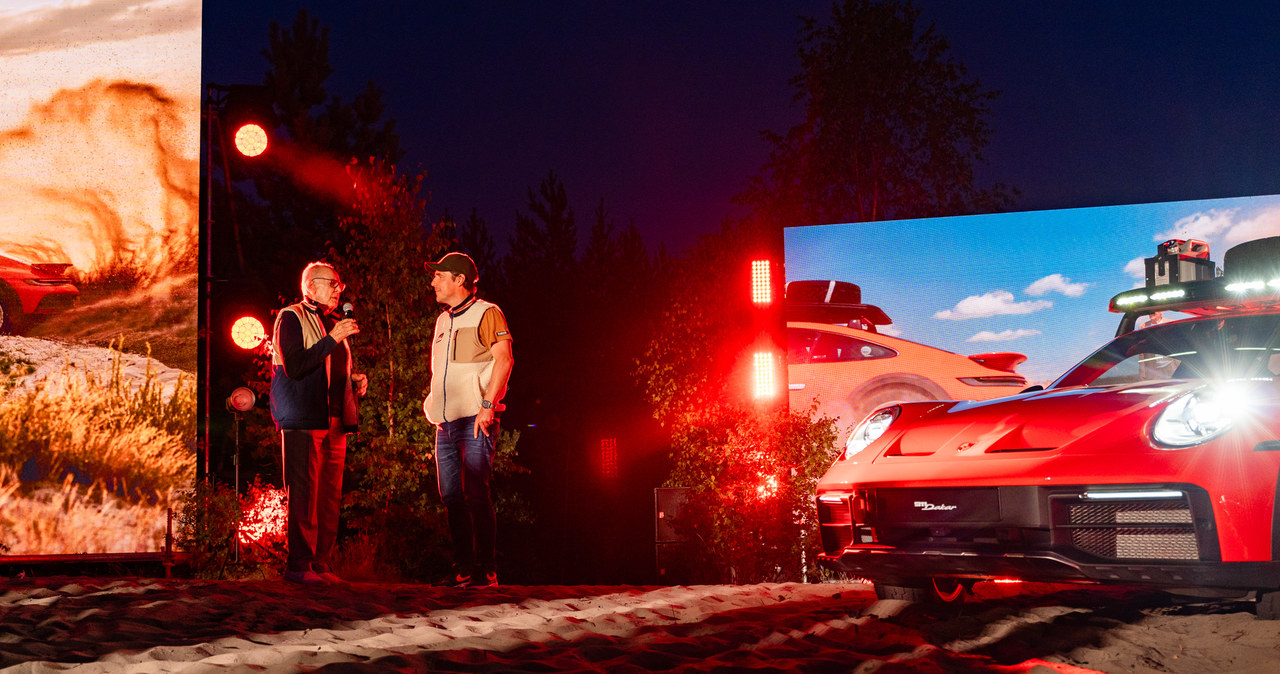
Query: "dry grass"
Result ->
[[0, 466, 175, 554], [0, 344, 194, 554]]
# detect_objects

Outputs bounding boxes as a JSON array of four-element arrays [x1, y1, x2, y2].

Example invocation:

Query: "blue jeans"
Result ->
[[434, 416, 496, 572]]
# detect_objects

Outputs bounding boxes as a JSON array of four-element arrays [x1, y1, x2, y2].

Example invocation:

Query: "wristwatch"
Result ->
[[481, 399, 495, 409]]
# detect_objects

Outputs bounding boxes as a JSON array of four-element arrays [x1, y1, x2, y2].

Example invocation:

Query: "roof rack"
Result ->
[[1110, 236, 1280, 334]]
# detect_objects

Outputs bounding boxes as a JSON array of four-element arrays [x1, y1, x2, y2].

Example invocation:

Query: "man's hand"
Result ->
[[351, 373, 368, 396], [330, 318, 360, 343], [474, 407, 496, 438]]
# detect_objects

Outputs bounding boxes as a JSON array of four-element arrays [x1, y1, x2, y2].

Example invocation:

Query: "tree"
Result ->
[[217, 8, 406, 291], [637, 0, 1016, 582], [738, 0, 1015, 227]]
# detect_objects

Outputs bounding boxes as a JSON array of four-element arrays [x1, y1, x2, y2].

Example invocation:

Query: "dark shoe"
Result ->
[[435, 567, 472, 588], [470, 570, 498, 588], [284, 569, 325, 586], [312, 563, 345, 584]]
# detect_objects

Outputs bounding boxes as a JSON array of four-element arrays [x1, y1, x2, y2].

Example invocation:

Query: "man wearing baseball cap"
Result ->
[[423, 251, 514, 588]]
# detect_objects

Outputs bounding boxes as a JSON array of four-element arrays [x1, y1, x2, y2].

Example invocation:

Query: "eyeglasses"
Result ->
[[311, 277, 346, 292]]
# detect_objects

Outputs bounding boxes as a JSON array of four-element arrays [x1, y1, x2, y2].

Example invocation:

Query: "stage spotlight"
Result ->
[[230, 316, 266, 349], [233, 123, 269, 157], [215, 84, 277, 160], [226, 386, 256, 413]]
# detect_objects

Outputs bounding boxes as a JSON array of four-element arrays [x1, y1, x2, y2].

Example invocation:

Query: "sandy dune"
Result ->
[[1, 577, 1277, 672]]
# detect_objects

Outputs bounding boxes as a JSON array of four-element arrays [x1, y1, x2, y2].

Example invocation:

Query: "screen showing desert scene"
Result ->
[[0, 0, 201, 556]]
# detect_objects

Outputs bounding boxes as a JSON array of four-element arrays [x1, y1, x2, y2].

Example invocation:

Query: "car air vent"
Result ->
[[1064, 499, 1201, 561]]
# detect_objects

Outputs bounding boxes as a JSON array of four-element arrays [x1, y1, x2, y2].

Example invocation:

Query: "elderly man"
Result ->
[[270, 261, 368, 585], [423, 252, 514, 588]]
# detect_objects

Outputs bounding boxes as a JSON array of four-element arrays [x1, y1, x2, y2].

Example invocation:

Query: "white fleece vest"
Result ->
[[424, 298, 499, 424]]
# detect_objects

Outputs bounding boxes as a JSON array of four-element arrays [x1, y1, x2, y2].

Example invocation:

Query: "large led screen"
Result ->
[[784, 193, 1280, 436], [0, 1, 202, 555]]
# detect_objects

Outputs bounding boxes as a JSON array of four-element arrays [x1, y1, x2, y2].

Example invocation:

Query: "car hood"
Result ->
[[877, 381, 1203, 458]]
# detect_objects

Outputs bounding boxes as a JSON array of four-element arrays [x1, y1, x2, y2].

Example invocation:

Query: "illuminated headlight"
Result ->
[[842, 406, 899, 461], [1152, 389, 1237, 447]]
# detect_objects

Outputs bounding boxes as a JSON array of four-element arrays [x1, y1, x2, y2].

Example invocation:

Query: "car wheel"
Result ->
[[874, 578, 968, 604], [853, 384, 937, 420], [1257, 588, 1280, 620]]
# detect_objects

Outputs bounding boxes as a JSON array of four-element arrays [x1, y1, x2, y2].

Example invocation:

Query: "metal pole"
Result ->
[[200, 89, 216, 483]]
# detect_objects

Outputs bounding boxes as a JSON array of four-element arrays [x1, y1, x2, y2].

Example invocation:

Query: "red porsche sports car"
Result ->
[[0, 252, 78, 333], [815, 236, 1280, 618]]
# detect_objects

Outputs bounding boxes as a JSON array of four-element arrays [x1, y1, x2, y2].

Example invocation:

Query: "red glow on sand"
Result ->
[[233, 123, 268, 157]]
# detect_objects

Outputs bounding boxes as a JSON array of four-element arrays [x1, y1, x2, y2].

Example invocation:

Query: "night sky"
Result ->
[[202, 1, 1280, 254]]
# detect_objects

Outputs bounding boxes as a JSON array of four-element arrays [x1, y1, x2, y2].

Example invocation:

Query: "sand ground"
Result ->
[[1, 577, 1278, 673]]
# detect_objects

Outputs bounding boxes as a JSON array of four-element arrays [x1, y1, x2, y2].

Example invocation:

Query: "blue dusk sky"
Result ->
[[784, 194, 1280, 385]]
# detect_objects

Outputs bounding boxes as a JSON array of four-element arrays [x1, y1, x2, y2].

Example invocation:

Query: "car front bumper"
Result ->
[[816, 483, 1280, 591]]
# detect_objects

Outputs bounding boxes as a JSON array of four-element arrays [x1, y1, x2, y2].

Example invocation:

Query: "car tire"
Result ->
[[1257, 588, 1280, 620], [874, 578, 968, 604], [853, 384, 937, 421]]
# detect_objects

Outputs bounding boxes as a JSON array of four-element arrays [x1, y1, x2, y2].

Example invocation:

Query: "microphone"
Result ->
[[341, 302, 356, 346]]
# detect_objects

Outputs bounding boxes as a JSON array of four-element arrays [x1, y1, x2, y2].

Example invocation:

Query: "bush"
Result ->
[[665, 404, 839, 584]]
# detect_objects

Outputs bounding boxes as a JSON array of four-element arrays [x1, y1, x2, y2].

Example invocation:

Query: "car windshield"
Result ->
[[1052, 313, 1280, 388]]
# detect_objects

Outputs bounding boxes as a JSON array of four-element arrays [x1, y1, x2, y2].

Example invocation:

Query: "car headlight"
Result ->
[[842, 406, 899, 461], [1152, 389, 1235, 448]]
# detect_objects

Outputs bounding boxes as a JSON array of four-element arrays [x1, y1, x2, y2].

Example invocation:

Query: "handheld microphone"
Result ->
[[341, 302, 356, 346]]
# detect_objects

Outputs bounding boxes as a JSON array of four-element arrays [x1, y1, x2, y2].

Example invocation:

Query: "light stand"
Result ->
[[225, 386, 256, 562]]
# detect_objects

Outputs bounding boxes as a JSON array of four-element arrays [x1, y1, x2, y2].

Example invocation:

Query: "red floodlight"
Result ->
[[233, 123, 269, 157], [752, 351, 776, 399], [216, 84, 277, 159], [225, 386, 257, 413], [600, 438, 618, 479], [751, 259, 772, 306], [230, 316, 266, 349]]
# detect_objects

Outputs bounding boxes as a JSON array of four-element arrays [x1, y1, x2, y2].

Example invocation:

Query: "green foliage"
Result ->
[[665, 404, 839, 583], [335, 158, 440, 443], [340, 426, 527, 581], [237, 476, 288, 568], [175, 480, 244, 579], [635, 216, 842, 585], [738, 0, 1016, 227], [636, 216, 777, 424], [176, 477, 284, 580]]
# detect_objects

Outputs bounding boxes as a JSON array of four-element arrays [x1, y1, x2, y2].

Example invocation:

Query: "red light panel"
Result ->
[[601, 438, 618, 479], [753, 351, 775, 399], [751, 260, 772, 305]]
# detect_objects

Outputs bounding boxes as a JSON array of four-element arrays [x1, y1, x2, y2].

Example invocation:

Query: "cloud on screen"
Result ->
[[966, 328, 1042, 343], [1025, 273, 1088, 297], [933, 290, 1052, 320]]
